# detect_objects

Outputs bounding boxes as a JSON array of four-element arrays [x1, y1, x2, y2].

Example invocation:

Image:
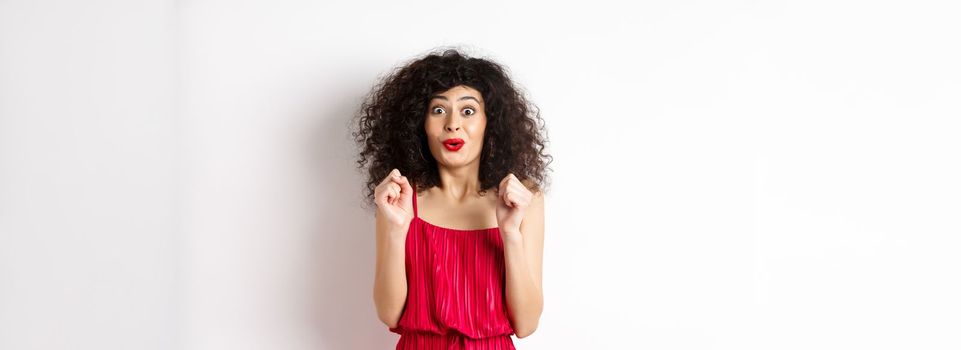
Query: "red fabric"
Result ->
[[389, 182, 515, 350]]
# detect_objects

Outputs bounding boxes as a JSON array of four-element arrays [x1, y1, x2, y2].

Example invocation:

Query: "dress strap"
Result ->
[[412, 181, 418, 218]]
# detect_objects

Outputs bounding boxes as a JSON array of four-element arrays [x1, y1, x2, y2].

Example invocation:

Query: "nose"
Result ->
[[444, 117, 461, 132]]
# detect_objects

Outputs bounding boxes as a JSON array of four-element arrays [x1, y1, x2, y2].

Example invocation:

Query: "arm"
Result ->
[[502, 190, 545, 338], [372, 210, 409, 328]]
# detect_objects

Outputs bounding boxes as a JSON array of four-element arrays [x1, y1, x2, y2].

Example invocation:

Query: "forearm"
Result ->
[[373, 230, 408, 328], [502, 231, 543, 338]]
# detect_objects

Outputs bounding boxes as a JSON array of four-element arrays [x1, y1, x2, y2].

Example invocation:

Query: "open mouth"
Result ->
[[443, 138, 464, 151]]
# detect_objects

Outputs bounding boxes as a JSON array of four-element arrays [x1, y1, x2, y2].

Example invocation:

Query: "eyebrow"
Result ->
[[429, 95, 480, 103]]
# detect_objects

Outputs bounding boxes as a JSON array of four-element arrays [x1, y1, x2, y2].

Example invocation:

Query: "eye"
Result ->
[[431, 106, 445, 114], [462, 107, 476, 116]]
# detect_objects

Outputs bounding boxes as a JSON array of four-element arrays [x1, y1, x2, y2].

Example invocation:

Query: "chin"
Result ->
[[436, 156, 475, 168]]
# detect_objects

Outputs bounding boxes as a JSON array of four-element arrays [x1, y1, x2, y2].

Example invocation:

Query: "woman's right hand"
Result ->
[[375, 168, 415, 231]]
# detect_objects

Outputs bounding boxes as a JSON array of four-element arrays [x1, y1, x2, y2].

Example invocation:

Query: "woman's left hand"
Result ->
[[495, 173, 533, 236]]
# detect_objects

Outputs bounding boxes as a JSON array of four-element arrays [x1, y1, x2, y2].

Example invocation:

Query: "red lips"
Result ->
[[443, 138, 464, 151]]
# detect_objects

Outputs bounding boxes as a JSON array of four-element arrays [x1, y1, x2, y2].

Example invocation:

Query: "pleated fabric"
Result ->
[[389, 182, 515, 350]]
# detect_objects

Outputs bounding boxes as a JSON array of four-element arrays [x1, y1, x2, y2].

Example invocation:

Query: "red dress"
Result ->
[[389, 182, 516, 349]]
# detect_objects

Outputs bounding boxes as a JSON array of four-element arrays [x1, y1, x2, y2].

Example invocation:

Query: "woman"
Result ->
[[352, 47, 552, 349]]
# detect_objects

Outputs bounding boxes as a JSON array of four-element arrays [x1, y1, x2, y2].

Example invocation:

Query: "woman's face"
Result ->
[[424, 85, 487, 168]]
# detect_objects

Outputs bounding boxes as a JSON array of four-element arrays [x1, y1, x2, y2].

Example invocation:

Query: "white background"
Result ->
[[2, 1, 959, 349]]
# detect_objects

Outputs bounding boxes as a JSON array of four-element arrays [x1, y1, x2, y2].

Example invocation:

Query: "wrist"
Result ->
[[500, 229, 523, 242], [389, 226, 409, 240]]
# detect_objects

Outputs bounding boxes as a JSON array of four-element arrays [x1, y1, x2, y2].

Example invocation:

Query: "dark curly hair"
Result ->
[[351, 47, 553, 210]]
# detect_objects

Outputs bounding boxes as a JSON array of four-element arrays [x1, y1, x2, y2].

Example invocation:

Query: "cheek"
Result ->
[[473, 124, 487, 140], [467, 117, 486, 133], [470, 126, 486, 151], [424, 120, 439, 136]]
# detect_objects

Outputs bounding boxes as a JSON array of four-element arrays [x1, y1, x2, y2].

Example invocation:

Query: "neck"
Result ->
[[436, 162, 483, 202]]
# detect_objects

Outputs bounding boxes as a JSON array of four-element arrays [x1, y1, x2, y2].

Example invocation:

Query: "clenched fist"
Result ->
[[375, 168, 414, 230], [495, 173, 533, 235]]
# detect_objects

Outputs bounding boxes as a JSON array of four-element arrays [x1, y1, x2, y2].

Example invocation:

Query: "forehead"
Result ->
[[429, 85, 483, 103]]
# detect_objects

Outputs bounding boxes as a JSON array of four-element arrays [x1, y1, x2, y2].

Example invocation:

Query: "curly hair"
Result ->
[[351, 47, 553, 210]]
